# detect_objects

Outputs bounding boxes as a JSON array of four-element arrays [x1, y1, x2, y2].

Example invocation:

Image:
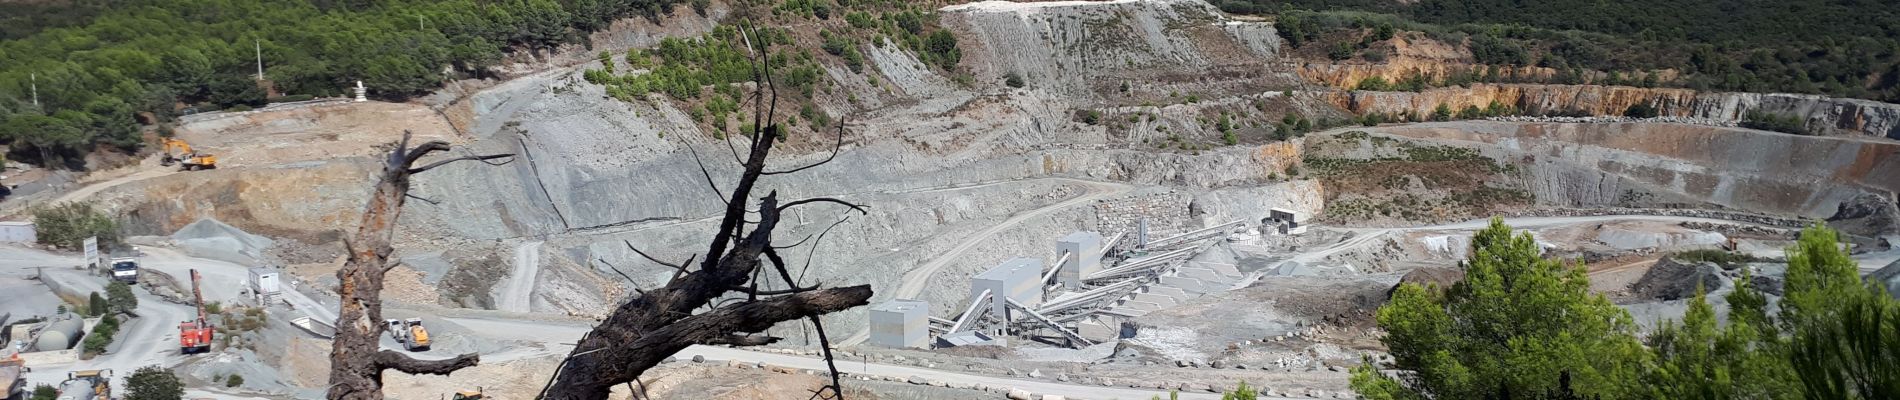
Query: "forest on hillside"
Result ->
[[1219, 0, 1900, 103], [0, 0, 681, 168]]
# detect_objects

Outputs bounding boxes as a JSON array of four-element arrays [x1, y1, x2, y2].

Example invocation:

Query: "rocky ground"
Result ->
[[1, 0, 1897, 398]]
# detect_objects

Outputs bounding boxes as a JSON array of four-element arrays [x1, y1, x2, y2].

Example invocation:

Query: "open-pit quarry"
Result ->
[[1, 0, 1896, 399]]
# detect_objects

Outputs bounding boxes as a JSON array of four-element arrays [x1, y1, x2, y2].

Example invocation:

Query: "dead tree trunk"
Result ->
[[328, 131, 509, 400], [541, 24, 872, 400]]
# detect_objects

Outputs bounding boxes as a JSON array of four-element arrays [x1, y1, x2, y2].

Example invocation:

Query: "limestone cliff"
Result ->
[[1368, 122, 1900, 218], [942, 0, 1300, 101], [1329, 84, 1900, 139]]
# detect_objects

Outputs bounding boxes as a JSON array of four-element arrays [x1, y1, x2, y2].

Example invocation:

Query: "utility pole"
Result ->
[[254, 39, 265, 81]]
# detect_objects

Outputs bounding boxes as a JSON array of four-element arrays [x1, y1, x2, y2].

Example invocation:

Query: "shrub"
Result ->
[[1356, 76, 1391, 91], [204, 301, 223, 315], [225, 374, 244, 388], [1004, 72, 1025, 88], [1075, 109, 1102, 125], [31, 201, 118, 250], [107, 280, 138, 313], [125, 366, 183, 400], [1623, 100, 1659, 118], [1671, 249, 1758, 267], [82, 332, 110, 355], [31, 384, 55, 400], [89, 292, 107, 317], [1741, 110, 1808, 135], [1431, 103, 1454, 121]]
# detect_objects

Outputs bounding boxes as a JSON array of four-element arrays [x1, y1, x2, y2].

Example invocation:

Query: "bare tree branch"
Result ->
[[763, 120, 848, 176], [375, 351, 480, 375], [778, 198, 869, 215], [685, 145, 729, 204], [408, 153, 514, 174], [328, 131, 494, 399], [705, 334, 782, 347], [542, 22, 872, 400]]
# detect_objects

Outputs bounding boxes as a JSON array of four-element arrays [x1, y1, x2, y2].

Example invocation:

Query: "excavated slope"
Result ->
[[1368, 122, 1900, 218], [1330, 85, 1900, 140]]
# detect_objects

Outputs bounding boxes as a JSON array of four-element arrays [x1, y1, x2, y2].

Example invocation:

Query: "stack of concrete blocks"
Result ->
[[1093, 192, 1191, 250], [868, 299, 930, 349], [1056, 231, 1104, 287], [971, 258, 1044, 331]]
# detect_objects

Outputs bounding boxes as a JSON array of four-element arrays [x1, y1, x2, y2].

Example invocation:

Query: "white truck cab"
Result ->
[[109, 258, 139, 283]]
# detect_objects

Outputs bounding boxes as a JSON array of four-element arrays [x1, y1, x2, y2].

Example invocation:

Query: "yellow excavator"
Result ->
[[160, 138, 217, 171]]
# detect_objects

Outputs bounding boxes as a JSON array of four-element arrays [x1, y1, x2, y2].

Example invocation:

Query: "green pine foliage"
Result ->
[[0, 0, 681, 167], [30, 201, 117, 250], [1358, 222, 1900, 399], [1226, 1, 1900, 102], [1353, 218, 1649, 399]]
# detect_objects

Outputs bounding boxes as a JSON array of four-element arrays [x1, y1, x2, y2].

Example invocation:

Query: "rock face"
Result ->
[[942, 0, 1297, 100], [1826, 193, 1900, 237], [97, 159, 379, 240], [1868, 260, 1900, 300], [1330, 83, 1900, 139], [1370, 122, 1900, 218]]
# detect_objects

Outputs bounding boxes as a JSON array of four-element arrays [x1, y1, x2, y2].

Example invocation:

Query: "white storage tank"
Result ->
[[34, 314, 83, 352]]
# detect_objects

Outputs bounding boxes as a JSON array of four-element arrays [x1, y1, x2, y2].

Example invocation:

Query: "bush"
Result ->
[[1741, 110, 1809, 135], [1004, 72, 1025, 88], [106, 280, 137, 313], [82, 332, 111, 355], [31, 384, 56, 400], [225, 374, 244, 388], [1075, 109, 1102, 125], [1623, 100, 1659, 118], [204, 301, 223, 315], [125, 365, 184, 400], [89, 292, 107, 317], [31, 201, 118, 250], [1671, 249, 1757, 267], [1356, 76, 1391, 91]]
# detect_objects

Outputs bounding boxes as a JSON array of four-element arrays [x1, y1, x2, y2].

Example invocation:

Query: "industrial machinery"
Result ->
[[159, 138, 217, 170], [56, 369, 109, 400], [384, 318, 431, 352], [449, 387, 484, 400], [108, 258, 140, 284], [1, 350, 25, 400], [177, 269, 213, 354]]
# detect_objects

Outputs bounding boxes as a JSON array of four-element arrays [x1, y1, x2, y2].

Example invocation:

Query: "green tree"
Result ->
[[1623, 100, 1659, 118], [30, 384, 55, 400], [81, 331, 110, 355], [29, 201, 117, 250], [1780, 224, 1900, 399], [1430, 103, 1453, 121], [106, 280, 138, 313], [1352, 218, 1648, 399], [1643, 285, 1800, 399], [88, 292, 107, 317], [124, 365, 184, 400], [1223, 381, 1258, 400], [0, 114, 88, 168]]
